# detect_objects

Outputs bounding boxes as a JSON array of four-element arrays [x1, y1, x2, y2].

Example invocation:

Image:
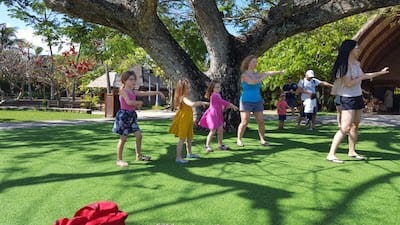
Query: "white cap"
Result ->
[[305, 70, 315, 78]]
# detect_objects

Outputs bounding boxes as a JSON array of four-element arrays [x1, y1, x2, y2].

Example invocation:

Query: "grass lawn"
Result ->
[[0, 109, 103, 122], [0, 119, 399, 225]]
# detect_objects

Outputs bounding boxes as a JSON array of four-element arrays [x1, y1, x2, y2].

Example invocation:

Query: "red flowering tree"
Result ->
[[58, 44, 94, 102]]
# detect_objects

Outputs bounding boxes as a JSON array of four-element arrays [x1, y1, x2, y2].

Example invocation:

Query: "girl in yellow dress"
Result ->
[[169, 79, 209, 164]]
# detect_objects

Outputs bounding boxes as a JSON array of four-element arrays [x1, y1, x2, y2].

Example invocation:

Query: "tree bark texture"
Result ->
[[45, 0, 400, 130]]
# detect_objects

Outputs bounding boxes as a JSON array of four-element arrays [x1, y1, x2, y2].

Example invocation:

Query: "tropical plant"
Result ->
[[257, 14, 371, 109], [0, 23, 20, 51]]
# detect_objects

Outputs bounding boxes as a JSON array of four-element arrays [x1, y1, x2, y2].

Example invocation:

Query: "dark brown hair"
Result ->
[[120, 70, 137, 87], [331, 39, 357, 80], [205, 80, 220, 99]]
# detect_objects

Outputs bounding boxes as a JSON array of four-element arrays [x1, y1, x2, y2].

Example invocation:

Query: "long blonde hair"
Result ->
[[240, 55, 257, 73], [173, 79, 190, 109]]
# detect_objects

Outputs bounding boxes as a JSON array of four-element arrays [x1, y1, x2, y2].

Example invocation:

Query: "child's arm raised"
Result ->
[[134, 90, 166, 100], [183, 97, 209, 107]]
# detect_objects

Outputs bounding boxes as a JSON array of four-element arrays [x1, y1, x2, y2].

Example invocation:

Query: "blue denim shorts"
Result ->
[[239, 101, 264, 112]]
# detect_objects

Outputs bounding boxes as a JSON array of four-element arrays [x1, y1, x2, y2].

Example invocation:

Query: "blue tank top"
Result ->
[[241, 82, 262, 102]]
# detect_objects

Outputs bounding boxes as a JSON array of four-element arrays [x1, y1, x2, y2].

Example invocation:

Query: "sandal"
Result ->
[[136, 155, 151, 161], [348, 154, 366, 160], [176, 158, 188, 164], [187, 153, 199, 159], [236, 140, 244, 147], [326, 156, 344, 164], [116, 160, 129, 167], [218, 145, 230, 150], [260, 142, 270, 146], [204, 146, 213, 153]]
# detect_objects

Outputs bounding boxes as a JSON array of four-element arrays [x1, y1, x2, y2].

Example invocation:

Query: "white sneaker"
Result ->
[[116, 160, 128, 167], [176, 159, 188, 164]]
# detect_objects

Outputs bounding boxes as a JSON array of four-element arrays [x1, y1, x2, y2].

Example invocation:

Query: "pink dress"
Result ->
[[198, 93, 230, 130]]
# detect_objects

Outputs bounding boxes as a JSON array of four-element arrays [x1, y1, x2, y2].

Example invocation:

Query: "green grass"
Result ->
[[0, 109, 103, 122], [0, 119, 399, 225]]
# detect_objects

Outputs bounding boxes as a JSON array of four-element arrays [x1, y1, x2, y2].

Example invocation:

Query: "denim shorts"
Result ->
[[278, 115, 286, 121], [340, 96, 364, 110], [239, 101, 264, 112]]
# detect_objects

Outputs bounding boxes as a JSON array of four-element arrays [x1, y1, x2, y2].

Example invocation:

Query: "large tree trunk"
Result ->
[[45, 0, 400, 130]]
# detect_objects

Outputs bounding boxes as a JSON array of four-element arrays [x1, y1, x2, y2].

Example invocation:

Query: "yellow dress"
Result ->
[[169, 103, 194, 139]]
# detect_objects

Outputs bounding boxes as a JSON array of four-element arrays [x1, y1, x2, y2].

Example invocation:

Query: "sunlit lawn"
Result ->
[[0, 118, 399, 225], [0, 109, 103, 122]]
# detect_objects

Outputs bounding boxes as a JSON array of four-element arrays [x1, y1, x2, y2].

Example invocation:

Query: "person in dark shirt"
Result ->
[[282, 76, 298, 116]]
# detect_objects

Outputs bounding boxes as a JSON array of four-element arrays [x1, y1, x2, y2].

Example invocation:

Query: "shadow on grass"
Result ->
[[252, 122, 400, 161], [1, 120, 399, 225], [312, 172, 400, 225], [0, 118, 16, 122], [0, 169, 145, 193], [136, 145, 294, 225]]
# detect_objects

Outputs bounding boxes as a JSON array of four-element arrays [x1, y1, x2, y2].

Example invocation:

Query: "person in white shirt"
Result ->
[[303, 93, 317, 130], [296, 70, 332, 129], [327, 39, 390, 163]]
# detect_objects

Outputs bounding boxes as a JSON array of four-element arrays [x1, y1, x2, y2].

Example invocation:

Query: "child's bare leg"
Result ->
[[297, 116, 302, 128], [217, 126, 224, 146], [176, 138, 185, 160], [134, 131, 144, 159], [279, 121, 284, 129], [206, 129, 216, 147], [311, 114, 316, 129], [186, 138, 193, 155], [117, 135, 128, 161]]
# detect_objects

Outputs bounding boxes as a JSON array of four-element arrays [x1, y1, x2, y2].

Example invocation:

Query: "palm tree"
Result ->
[[0, 23, 19, 51]]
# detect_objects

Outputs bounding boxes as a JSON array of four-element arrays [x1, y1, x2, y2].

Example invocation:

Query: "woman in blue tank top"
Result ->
[[237, 55, 285, 147]]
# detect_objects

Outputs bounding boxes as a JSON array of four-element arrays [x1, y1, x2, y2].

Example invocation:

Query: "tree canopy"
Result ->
[[3, 0, 400, 129], [257, 13, 371, 109]]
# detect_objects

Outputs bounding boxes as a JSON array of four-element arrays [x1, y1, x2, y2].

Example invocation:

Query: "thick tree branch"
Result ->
[[44, 0, 157, 33], [241, 0, 400, 56], [45, 0, 208, 97], [189, 0, 230, 71]]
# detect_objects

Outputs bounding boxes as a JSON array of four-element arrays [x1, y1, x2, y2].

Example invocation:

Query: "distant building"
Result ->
[[87, 66, 168, 106]]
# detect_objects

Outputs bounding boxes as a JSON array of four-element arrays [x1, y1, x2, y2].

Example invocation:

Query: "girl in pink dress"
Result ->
[[199, 80, 238, 152]]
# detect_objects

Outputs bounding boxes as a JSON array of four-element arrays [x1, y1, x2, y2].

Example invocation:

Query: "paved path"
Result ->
[[1, 110, 399, 130], [0, 110, 175, 130]]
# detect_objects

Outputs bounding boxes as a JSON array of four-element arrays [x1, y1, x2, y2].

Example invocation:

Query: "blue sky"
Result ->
[[0, 3, 53, 53], [0, 4, 40, 41]]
